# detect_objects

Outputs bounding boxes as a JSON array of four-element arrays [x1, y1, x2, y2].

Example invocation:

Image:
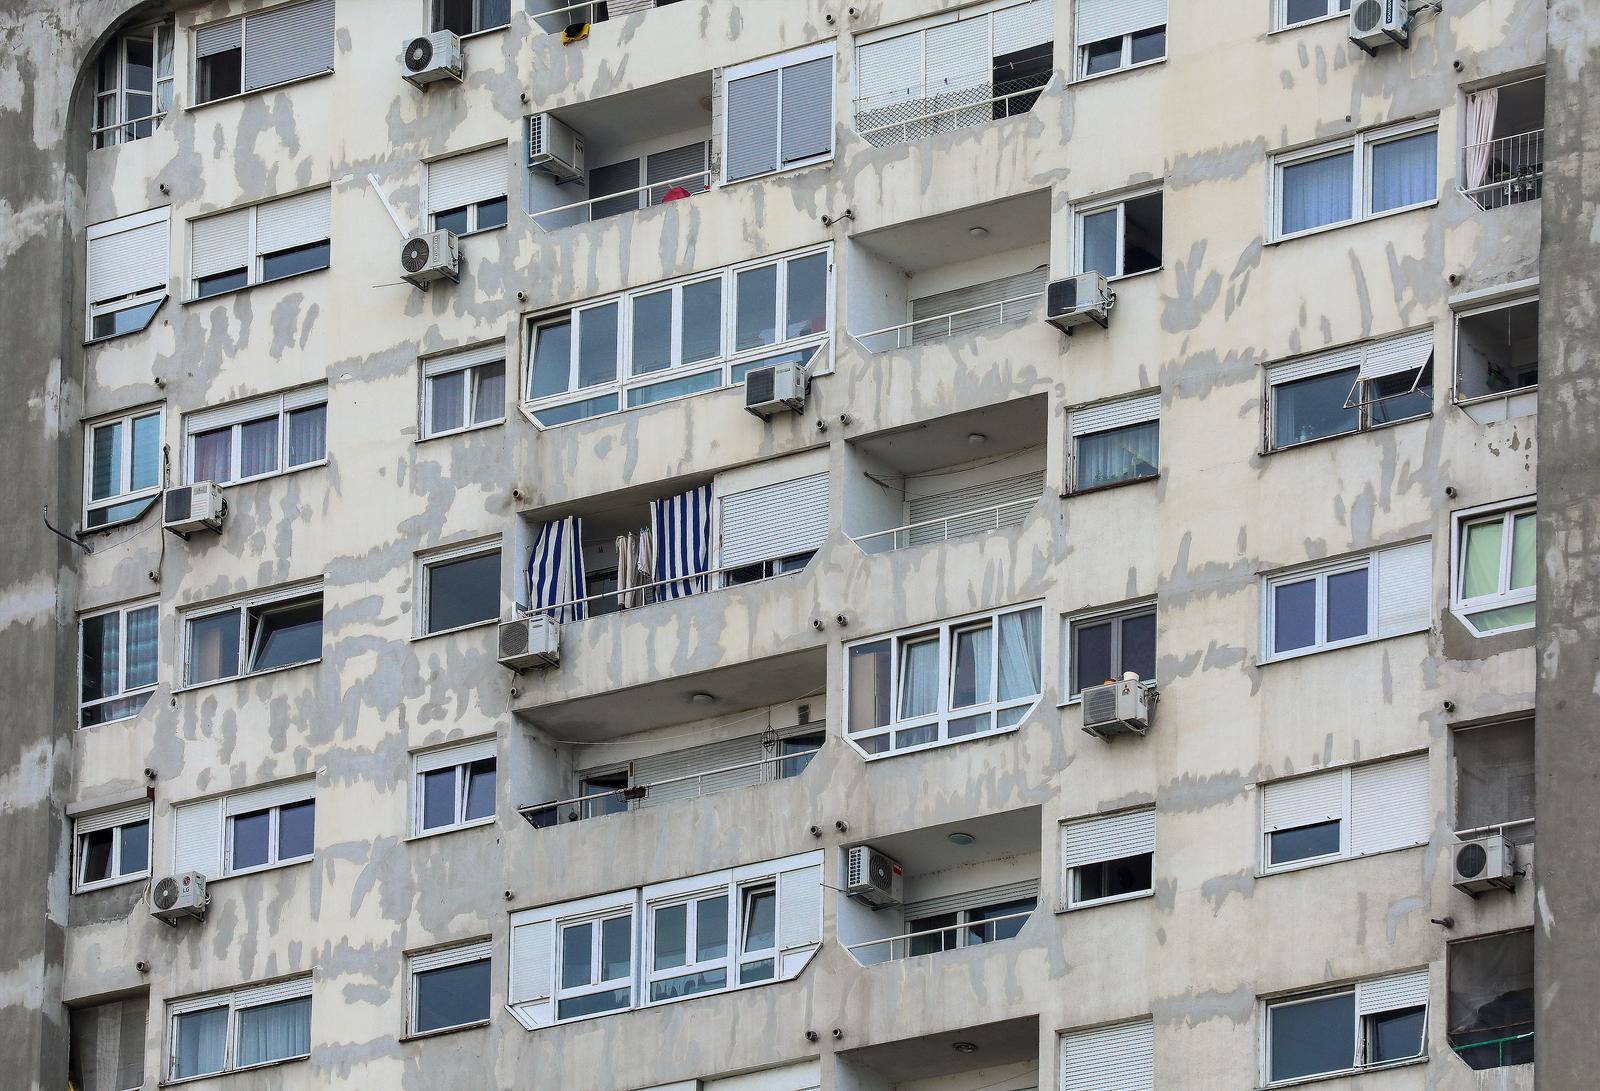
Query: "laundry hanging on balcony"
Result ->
[[651, 484, 713, 600], [614, 528, 654, 609], [526, 515, 588, 622]]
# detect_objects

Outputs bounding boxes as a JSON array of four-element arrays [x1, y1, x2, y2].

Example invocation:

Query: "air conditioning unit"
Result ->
[[150, 871, 208, 924], [401, 230, 460, 291], [1081, 672, 1155, 740], [1349, 0, 1408, 52], [498, 614, 560, 671], [844, 846, 904, 909], [1045, 271, 1113, 333], [163, 482, 226, 537], [401, 30, 463, 88], [743, 361, 808, 420], [1452, 833, 1516, 896], [528, 113, 586, 182]]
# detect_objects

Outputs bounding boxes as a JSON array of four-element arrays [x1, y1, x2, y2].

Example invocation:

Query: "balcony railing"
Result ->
[[518, 745, 822, 828], [853, 70, 1051, 148], [530, 170, 714, 231], [521, 554, 807, 622], [850, 497, 1040, 555], [845, 910, 1033, 966], [853, 293, 1043, 354], [1460, 129, 1544, 211]]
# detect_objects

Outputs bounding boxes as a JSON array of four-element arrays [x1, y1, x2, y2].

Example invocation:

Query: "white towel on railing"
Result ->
[[1466, 87, 1499, 191]]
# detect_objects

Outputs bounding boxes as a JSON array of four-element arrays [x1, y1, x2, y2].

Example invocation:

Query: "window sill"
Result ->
[[440, 222, 507, 240], [405, 817, 495, 843], [74, 871, 151, 896], [198, 460, 329, 492], [417, 418, 505, 445], [1268, 12, 1350, 35], [457, 25, 509, 42], [1257, 840, 1426, 879], [400, 1018, 491, 1043], [1104, 265, 1161, 286], [173, 657, 321, 696], [160, 1052, 310, 1087], [1057, 889, 1154, 914], [184, 264, 330, 306], [1064, 472, 1160, 499], [1071, 57, 1167, 87], [1267, 199, 1438, 246], [412, 617, 498, 643], [1257, 625, 1425, 666], [185, 69, 334, 114], [1262, 411, 1429, 457], [213, 856, 313, 884], [1259, 1055, 1427, 1089], [721, 154, 835, 189]]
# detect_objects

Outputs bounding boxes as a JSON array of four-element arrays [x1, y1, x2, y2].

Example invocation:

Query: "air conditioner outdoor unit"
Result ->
[[150, 871, 208, 924], [844, 846, 904, 909], [1081, 672, 1155, 740], [743, 360, 808, 420], [498, 614, 560, 671], [401, 230, 460, 290], [1349, 0, 1408, 52], [528, 113, 586, 182], [401, 30, 463, 87], [1045, 271, 1113, 333], [163, 482, 226, 537], [1452, 833, 1516, 896]]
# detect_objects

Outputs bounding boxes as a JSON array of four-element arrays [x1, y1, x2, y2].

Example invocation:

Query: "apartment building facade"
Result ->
[[0, 0, 1594, 1089]]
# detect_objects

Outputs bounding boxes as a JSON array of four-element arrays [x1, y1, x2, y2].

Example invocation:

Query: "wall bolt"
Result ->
[[144, 768, 157, 780], [812, 618, 825, 631], [834, 820, 848, 833], [504, 890, 514, 901], [816, 419, 829, 433], [836, 613, 849, 627], [1431, 916, 1455, 928], [824, 11, 835, 23], [1443, 700, 1456, 713], [805, 1030, 819, 1042], [832, 1028, 844, 1040], [809, 824, 823, 838], [839, 413, 852, 426], [136, 960, 150, 973], [1444, 485, 1458, 498], [1448, 273, 1460, 285], [1452, 60, 1464, 71]]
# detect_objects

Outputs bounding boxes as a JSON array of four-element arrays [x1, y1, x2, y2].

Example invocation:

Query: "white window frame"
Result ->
[[433, 0, 512, 37], [83, 406, 164, 528], [720, 41, 837, 185], [843, 601, 1045, 760], [1261, 555, 1375, 662], [183, 385, 328, 486], [421, 344, 507, 439], [86, 207, 171, 339], [1074, 24, 1166, 82], [736, 880, 779, 982], [73, 801, 153, 893], [1060, 807, 1156, 910], [224, 785, 315, 878], [555, 906, 636, 1022], [1071, 185, 1163, 281], [189, 0, 335, 108], [416, 538, 502, 637], [1260, 972, 1430, 1085], [1450, 498, 1536, 636], [407, 940, 492, 1037], [165, 976, 312, 1083], [424, 144, 511, 236], [430, 195, 507, 236], [410, 738, 497, 837], [180, 580, 324, 689], [522, 244, 833, 427], [1452, 292, 1540, 406], [78, 597, 160, 727], [187, 188, 333, 300], [644, 886, 733, 1003], [1273, 0, 1352, 32], [1060, 599, 1157, 702], [1269, 118, 1439, 242], [93, 21, 176, 148], [1258, 752, 1429, 875], [1265, 329, 1435, 452]]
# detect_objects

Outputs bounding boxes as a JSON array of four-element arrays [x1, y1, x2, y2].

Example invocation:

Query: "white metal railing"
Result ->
[[1454, 817, 1536, 840], [1460, 128, 1544, 211], [845, 910, 1033, 966], [530, 170, 713, 231], [853, 292, 1043, 354], [522, 556, 802, 620], [528, 0, 607, 35], [853, 71, 1052, 147], [519, 746, 823, 828], [850, 497, 1040, 555]]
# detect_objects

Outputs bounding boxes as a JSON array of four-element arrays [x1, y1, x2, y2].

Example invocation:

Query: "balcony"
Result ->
[[845, 396, 1047, 555], [848, 191, 1050, 355], [1460, 76, 1543, 212], [1454, 293, 1538, 424], [528, 0, 684, 38], [836, 1016, 1040, 1091]]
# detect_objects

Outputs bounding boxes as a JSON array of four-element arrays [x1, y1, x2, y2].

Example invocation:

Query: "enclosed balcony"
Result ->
[[836, 1016, 1040, 1091], [1460, 76, 1543, 212], [1454, 293, 1538, 424]]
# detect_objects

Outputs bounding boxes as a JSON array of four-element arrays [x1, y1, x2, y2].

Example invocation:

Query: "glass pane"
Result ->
[[1082, 37, 1122, 76], [234, 995, 310, 1067], [740, 957, 775, 983], [287, 405, 325, 466], [90, 421, 122, 501], [173, 1007, 228, 1079], [1080, 208, 1118, 278], [1120, 610, 1157, 682], [735, 265, 778, 352], [530, 320, 573, 399], [950, 625, 993, 708], [1461, 519, 1505, 600], [1272, 579, 1317, 653], [1286, 0, 1332, 23], [91, 298, 163, 342], [426, 551, 499, 633], [239, 417, 279, 478], [125, 38, 154, 92], [249, 599, 322, 671], [1076, 421, 1159, 489], [531, 393, 618, 427], [1269, 992, 1356, 1082], [630, 290, 674, 375], [434, 0, 473, 33], [1129, 25, 1166, 64], [195, 267, 249, 298], [1073, 619, 1113, 693], [696, 895, 728, 962], [600, 915, 632, 981], [1273, 368, 1360, 447], [681, 279, 723, 364], [1510, 513, 1535, 590], [1270, 820, 1342, 865], [1076, 853, 1152, 902], [908, 912, 958, 957], [415, 959, 490, 1033], [82, 828, 114, 883], [191, 428, 232, 484], [1369, 1006, 1426, 1062], [742, 889, 776, 952], [120, 819, 150, 875], [124, 605, 158, 690], [131, 414, 161, 491], [947, 712, 991, 737], [434, 206, 470, 235], [277, 799, 315, 860], [261, 240, 330, 282], [231, 809, 272, 870], [81, 612, 120, 703], [1370, 130, 1437, 214], [578, 304, 619, 388], [557, 987, 631, 1020], [429, 371, 467, 435], [1325, 567, 1370, 642], [649, 968, 726, 1001], [625, 369, 721, 407], [464, 759, 496, 821], [996, 607, 1042, 701], [898, 637, 940, 719], [187, 611, 240, 685], [784, 253, 828, 339], [420, 767, 457, 831], [471, 362, 505, 424], [847, 640, 892, 733], [967, 897, 1035, 943], [1466, 602, 1535, 633], [653, 903, 688, 970], [476, 196, 508, 230], [560, 922, 593, 988], [1280, 150, 1354, 234]]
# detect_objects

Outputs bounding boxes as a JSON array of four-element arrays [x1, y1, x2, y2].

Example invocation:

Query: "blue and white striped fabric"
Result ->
[[651, 485, 713, 600], [526, 515, 588, 622]]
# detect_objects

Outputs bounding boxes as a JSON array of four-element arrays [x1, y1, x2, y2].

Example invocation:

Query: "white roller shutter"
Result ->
[[224, 777, 314, 817], [1060, 1018, 1155, 1091], [1070, 392, 1161, 437], [1063, 809, 1155, 870], [423, 342, 506, 379], [725, 70, 781, 181], [185, 385, 326, 436], [910, 267, 1047, 339], [411, 940, 491, 974], [902, 879, 1039, 919], [1360, 328, 1435, 380], [172, 797, 225, 878], [1375, 540, 1433, 638], [1075, 0, 1166, 48], [776, 862, 823, 950], [628, 732, 768, 805], [76, 801, 152, 836], [1261, 769, 1343, 832], [190, 209, 250, 280], [1268, 344, 1364, 386], [906, 470, 1044, 545], [254, 188, 331, 256], [508, 917, 554, 1006], [645, 142, 710, 196], [719, 471, 829, 569], [924, 19, 989, 95], [993, 0, 1053, 54], [1350, 752, 1430, 856], [415, 737, 496, 774], [195, 18, 242, 58], [780, 57, 834, 164], [855, 31, 922, 108], [232, 976, 312, 1008], [427, 146, 507, 214], [88, 211, 169, 305], [243, 0, 336, 93], [1355, 969, 1429, 1015]]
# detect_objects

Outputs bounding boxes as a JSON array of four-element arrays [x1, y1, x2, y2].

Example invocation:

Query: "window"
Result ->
[[1064, 601, 1155, 698], [905, 893, 1036, 956], [1074, 188, 1162, 280], [93, 22, 175, 147], [419, 541, 501, 635], [1062, 808, 1155, 909], [1260, 752, 1429, 873], [192, 0, 335, 106], [716, 470, 829, 583], [80, 600, 158, 727], [648, 891, 729, 1001], [1067, 392, 1160, 491], [408, 941, 492, 1036], [184, 385, 327, 486], [189, 188, 332, 299], [524, 245, 831, 426], [845, 603, 1043, 757], [1272, 120, 1438, 240], [167, 977, 312, 1080], [226, 787, 314, 875], [1447, 930, 1533, 1070], [73, 803, 152, 892], [86, 208, 170, 340], [1261, 540, 1431, 662], [427, 145, 509, 236], [1264, 971, 1428, 1083], [421, 345, 505, 438], [586, 142, 712, 221], [433, 0, 510, 35], [1267, 329, 1434, 449], [1452, 500, 1535, 636], [1074, 0, 1165, 78], [70, 995, 147, 1091], [1276, 0, 1350, 30], [412, 739, 496, 836], [84, 408, 162, 528], [1454, 295, 1539, 404], [556, 911, 635, 1020], [182, 583, 323, 687], [1453, 718, 1534, 843], [1060, 1018, 1154, 1091], [722, 43, 835, 183], [1460, 75, 1545, 212]]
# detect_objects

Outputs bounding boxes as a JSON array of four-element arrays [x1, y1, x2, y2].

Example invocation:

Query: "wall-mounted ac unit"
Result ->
[[401, 31, 463, 88], [1452, 833, 1516, 896], [528, 113, 586, 182], [1081, 673, 1155, 740], [401, 230, 460, 290], [844, 845, 903, 909], [744, 360, 808, 420], [1349, 0, 1408, 52], [1045, 271, 1113, 333], [150, 871, 208, 924], [163, 482, 226, 537], [499, 614, 560, 671]]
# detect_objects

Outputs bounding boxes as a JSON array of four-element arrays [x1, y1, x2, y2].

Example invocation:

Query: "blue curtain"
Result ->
[[651, 484, 713, 600], [527, 516, 588, 622], [1281, 151, 1353, 234], [1370, 131, 1437, 213]]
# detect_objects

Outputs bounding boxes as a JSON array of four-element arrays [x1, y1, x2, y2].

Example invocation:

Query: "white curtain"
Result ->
[[899, 639, 940, 719], [1076, 422, 1159, 490], [234, 997, 311, 1067], [239, 417, 279, 478], [1465, 88, 1499, 191], [951, 626, 993, 708], [997, 608, 1043, 701], [429, 370, 466, 433], [287, 405, 325, 465], [174, 1007, 228, 1079], [1280, 152, 1353, 234]]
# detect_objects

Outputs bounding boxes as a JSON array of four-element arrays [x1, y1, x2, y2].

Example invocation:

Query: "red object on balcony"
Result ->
[[661, 185, 692, 202]]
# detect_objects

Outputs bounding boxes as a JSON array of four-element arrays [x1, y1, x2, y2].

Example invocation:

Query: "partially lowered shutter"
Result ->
[[1070, 392, 1161, 437], [508, 917, 554, 1007], [1360, 328, 1435, 380], [428, 145, 507, 213], [780, 57, 834, 164], [630, 732, 768, 805], [172, 797, 224, 878], [243, 0, 336, 92], [646, 142, 710, 199], [924, 19, 988, 96], [855, 31, 922, 110], [255, 188, 331, 256], [88, 211, 169, 305], [719, 471, 829, 569], [1268, 343, 1364, 386], [1075, 0, 1166, 48], [906, 470, 1044, 545], [195, 18, 242, 58], [1374, 540, 1433, 638], [224, 777, 314, 817], [993, 0, 1053, 54], [1060, 1018, 1155, 1091], [1062, 808, 1155, 870], [190, 209, 250, 281], [910, 267, 1047, 341], [777, 861, 823, 950], [902, 879, 1039, 920], [1356, 969, 1429, 1014], [725, 70, 780, 181], [1350, 752, 1430, 856], [1261, 769, 1343, 832], [76, 801, 152, 836], [232, 976, 311, 1008]]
